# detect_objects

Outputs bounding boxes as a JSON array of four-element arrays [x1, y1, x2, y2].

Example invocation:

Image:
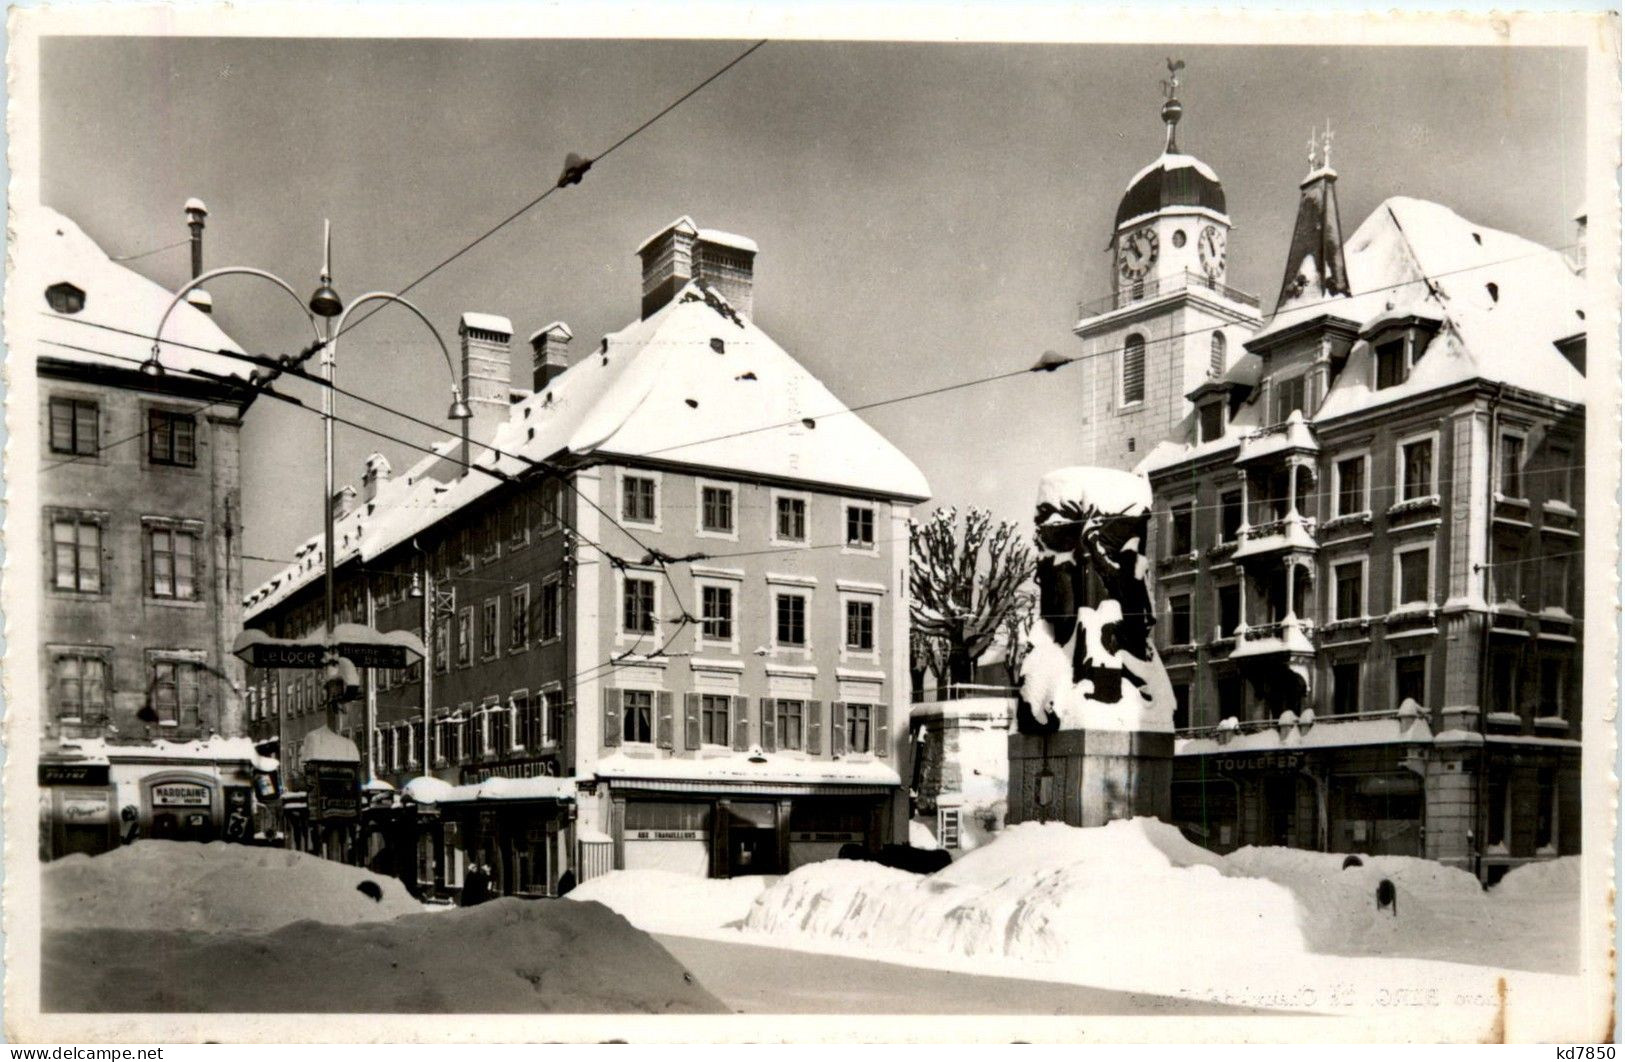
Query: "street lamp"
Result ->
[[151, 220, 469, 744]]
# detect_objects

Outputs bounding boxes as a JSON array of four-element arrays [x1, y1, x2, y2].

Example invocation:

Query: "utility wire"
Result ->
[[110, 237, 189, 263], [335, 39, 768, 343]]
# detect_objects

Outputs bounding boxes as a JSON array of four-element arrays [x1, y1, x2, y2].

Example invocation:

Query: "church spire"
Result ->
[[1160, 57, 1185, 154], [1277, 122, 1350, 308]]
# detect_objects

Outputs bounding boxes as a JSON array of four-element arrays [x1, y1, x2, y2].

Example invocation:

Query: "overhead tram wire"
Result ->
[[40, 338, 634, 576], [334, 39, 769, 344], [634, 239, 1585, 462], [47, 229, 1582, 549]]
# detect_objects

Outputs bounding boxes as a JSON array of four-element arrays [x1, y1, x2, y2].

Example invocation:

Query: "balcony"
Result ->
[[1236, 412, 1319, 465], [1230, 618, 1317, 661], [1231, 514, 1318, 562], [1076, 269, 1261, 322]]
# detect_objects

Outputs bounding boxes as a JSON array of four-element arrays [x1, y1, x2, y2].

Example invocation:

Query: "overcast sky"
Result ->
[[39, 38, 1585, 579]]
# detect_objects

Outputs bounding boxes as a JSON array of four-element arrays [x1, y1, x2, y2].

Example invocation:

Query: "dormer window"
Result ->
[[1271, 373, 1306, 425], [1197, 401, 1225, 444], [1375, 339, 1406, 390], [45, 282, 85, 315]]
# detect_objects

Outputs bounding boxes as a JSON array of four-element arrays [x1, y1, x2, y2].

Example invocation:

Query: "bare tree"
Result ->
[[1000, 588, 1037, 689], [909, 507, 1035, 687]]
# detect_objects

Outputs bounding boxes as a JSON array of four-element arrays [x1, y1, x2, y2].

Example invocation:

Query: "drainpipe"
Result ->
[[1474, 382, 1508, 880]]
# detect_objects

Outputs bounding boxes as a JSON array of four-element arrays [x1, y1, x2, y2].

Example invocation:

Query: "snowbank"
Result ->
[[908, 820, 940, 850], [1492, 857, 1580, 898], [744, 819, 1303, 985], [568, 870, 775, 934], [45, 899, 725, 1013], [45, 841, 421, 933]]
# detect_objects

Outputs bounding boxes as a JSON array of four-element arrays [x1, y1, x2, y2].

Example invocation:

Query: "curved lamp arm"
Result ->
[[150, 266, 323, 371], [331, 291, 458, 384]]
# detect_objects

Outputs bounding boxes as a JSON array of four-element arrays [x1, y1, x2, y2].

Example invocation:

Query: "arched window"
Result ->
[[1210, 331, 1227, 378], [1122, 334, 1146, 405]]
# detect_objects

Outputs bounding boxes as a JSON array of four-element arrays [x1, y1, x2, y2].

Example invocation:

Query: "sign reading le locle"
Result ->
[[231, 627, 424, 671]]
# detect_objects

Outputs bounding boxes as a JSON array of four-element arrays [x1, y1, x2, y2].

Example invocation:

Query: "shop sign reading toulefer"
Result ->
[[152, 783, 212, 807]]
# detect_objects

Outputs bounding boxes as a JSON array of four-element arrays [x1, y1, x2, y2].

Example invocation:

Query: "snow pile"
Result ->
[[908, 820, 941, 850], [1492, 857, 1581, 898], [1221, 846, 1480, 956], [45, 899, 725, 1013], [568, 870, 775, 934], [45, 841, 421, 933], [743, 819, 1302, 985]]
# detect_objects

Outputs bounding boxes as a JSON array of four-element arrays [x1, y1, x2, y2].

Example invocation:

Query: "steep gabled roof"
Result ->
[[246, 279, 931, 619], [1140, 196, 1585, 477], [16, 204, 250, 384]]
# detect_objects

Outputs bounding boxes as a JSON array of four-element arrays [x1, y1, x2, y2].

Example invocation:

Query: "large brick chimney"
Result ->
[[636, 215, 757, 321], [529, 321, 573, 391], [458, 312, 513, 471]]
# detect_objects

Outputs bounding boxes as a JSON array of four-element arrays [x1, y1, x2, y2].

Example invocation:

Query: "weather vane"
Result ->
[[1323, 119, 1334, 170], [1161, 57, 1184, 100]]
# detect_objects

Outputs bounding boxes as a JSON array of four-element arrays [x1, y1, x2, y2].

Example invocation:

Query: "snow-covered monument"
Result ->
[[1008, 467, 1175, 826]]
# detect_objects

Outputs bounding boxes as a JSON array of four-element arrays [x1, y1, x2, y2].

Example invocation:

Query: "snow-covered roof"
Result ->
[[299, 726, 360, 764], [460, 311, 513, 336], [15, 204, 251, 384], [596, 751, 901, 787], [528, 320, 572, 345], [1268, 197, 1586, 420], [438, 775, 575, 803], [635, 215, 760, 256], [1123, 152, 1221, 193], [245, 278, 931, 619], [50, 735, 272, 769], [1141, 197, 1585, 476]]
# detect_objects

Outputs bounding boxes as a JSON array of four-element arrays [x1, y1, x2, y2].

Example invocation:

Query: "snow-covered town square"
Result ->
[[7, 12, 1616, 1046]]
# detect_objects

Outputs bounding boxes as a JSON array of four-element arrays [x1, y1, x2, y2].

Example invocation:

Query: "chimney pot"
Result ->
[[637, 215, 756, 320], [529, 320, 574, 390], [457, 313, 514, 474]]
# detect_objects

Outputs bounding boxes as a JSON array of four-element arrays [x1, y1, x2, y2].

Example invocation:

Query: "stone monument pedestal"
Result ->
[[1006, 725, 1173, 828]]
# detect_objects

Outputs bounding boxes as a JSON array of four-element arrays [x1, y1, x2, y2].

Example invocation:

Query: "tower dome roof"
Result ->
[[1115, 153, 1227, 228]]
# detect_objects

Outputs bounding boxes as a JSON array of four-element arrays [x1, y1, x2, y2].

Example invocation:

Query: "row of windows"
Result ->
[[620, 574, 878, 653], [373, 693, 566, 773], [430, 581, 564, 672], [50, 650, 206, 727], [1169, 650, 1570, 729], [1162, 432, 1576, 556], [50, 514, 205, 600], [48, 397, 197, 467], [619, 472, 880, 551], [604, 689, 884, 756], [1161, 546, 1572, 643]]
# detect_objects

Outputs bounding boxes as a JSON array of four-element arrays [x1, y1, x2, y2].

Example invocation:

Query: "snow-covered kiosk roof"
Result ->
[[14, 204, 251, 385]]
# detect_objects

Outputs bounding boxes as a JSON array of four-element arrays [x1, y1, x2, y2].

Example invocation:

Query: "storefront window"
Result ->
[[1536, 767, 1559, 853], [1486, 769, 1510, 852]]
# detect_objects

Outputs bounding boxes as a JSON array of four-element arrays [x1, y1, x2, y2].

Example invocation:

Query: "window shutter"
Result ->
[[603, 688, 622, 747], [759, 697, 776, 752], [732, 695, 750, 751], [683, 694, 702, 750], [875, 702, 890, 758], [807, 700, 823, 755], [831, 702, 847, 756], [656, 691, 674, 749]]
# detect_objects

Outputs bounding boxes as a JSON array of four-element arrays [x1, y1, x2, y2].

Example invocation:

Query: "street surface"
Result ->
[[654, 933, 1277, 1015]]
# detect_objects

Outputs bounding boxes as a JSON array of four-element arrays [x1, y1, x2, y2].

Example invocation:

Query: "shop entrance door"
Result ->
[[726, 801, 780, 876], [1263, 775, 1299, 847]]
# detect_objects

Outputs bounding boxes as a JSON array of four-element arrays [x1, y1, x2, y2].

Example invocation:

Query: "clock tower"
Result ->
[[1076, 64, 1262, 471]]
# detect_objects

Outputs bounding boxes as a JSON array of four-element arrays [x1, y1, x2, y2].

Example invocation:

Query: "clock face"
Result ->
[[1118, 227, 1160, 281], [1198, 225, 1227, 279]]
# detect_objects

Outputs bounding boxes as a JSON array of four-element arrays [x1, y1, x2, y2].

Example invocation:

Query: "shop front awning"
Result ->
[[611, 778, 896, 798]]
